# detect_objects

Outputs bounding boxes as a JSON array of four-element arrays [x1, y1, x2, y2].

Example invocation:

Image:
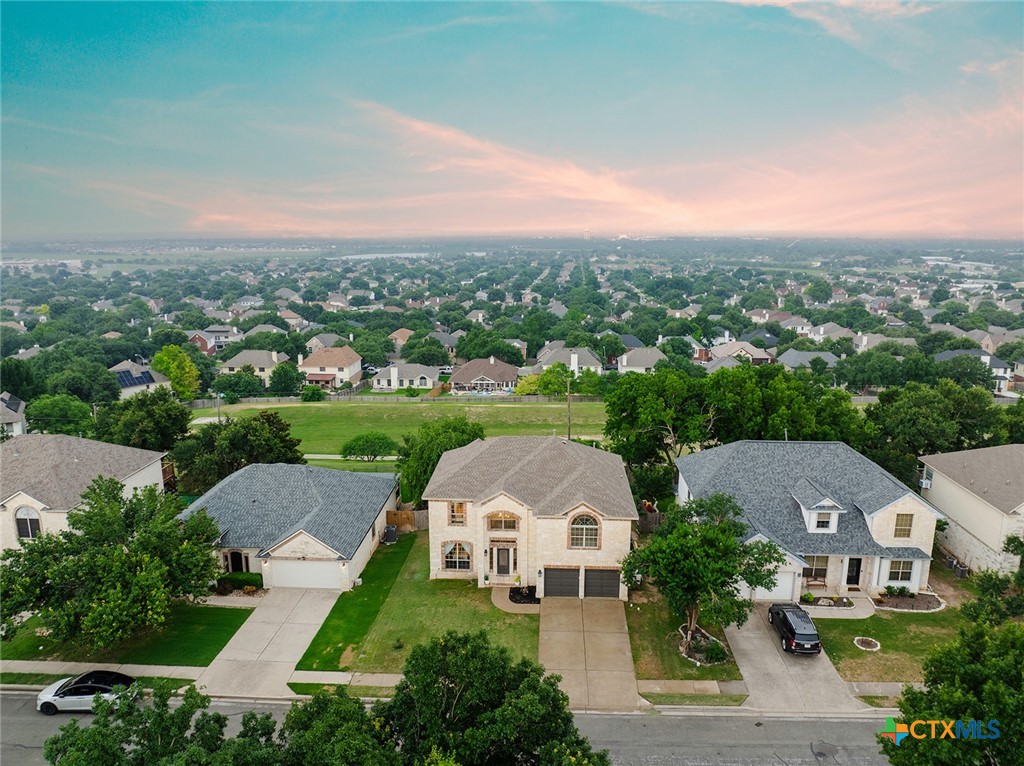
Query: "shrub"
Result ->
[[704, 640, 728, 664], [301, 385, 325, 402], [403, 385, 420, 398], [801, 592, 815, 604], [218, 571, 263, 590], [223, 392, 240, 405]]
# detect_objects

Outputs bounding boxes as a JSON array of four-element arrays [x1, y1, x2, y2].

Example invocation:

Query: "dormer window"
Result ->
[[815, 513, 831, 529]]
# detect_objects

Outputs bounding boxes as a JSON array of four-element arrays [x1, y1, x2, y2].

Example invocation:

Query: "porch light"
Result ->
[[538, 569, 542, 577]]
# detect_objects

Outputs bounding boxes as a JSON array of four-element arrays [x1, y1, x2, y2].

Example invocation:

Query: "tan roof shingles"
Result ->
[[423, 436, 637, 519], [448, 357, 520, 385], [921, 445, 1024, 514], [0, 434, 164, 510], [301, 345, 361, 369]]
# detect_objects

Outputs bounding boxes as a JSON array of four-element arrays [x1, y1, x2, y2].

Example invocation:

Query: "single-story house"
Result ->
[[0, 391, 27, 437], [298, 346, 362, 389], [709, 341, 774, 366], [372, 364, 442, 391], [422, 436, 638, 599], [920, 445, 1024, 574], [180, 464, 398, 590], [776, 349, 839, 372], [675, 441, 942, 600], [220, 350, 290, 388], [109, 360, 171, 399], [0, 435, 165, 549], [448, 356, 520, 394], [617, 347, 667, 374], [533, 347, 603, 376]]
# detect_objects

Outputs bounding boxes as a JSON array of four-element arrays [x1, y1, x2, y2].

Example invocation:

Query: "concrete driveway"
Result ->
[[725, 604, 865, 712], [195, 588, 338, 698], [539, 598, 639, 711]]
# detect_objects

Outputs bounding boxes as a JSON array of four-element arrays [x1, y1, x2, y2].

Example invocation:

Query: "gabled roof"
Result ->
[[372, 363, 442, 383], [449, 357, 520, 384], [308, 332, 341, 347], [221, 350, 288, 369], [0, 391, 26, 424], [181, 465, 396, 559], [921, 445, 1024, 514], [537, 347, 602, 369], [388, 328, 415, 342], [301, 346, 361, 369], [777, 349, 839, 369], [618, 347, 667, 368], [1, 435, 164, 510], [675, 441, 935, 559], [934, 349, 1008, 369], [244, 324, 286, 337], [423, 436, 637, 519], [109, 360, 170, 389]]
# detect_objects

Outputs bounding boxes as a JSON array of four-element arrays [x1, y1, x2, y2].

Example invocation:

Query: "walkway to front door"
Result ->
[[538, 598, 639, 711]]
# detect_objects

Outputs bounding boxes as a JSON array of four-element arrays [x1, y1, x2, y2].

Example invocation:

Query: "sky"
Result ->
[[2, 1, 1022, 240]]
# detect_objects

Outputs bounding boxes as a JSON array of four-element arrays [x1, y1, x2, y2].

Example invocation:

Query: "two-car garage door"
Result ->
[[544, 568, 621, 598], [269, 559, 342, 589]]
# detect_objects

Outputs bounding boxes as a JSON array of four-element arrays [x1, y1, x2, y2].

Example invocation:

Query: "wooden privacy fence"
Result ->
[[636, 512, 665, 535], [387, 508, 429, 533]]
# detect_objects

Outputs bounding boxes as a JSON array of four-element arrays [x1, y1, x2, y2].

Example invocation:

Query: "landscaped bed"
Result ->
[[0, 603, 252, 666]]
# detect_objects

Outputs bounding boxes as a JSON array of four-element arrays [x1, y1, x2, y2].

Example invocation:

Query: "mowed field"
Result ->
[[191, 400, 607, 454]]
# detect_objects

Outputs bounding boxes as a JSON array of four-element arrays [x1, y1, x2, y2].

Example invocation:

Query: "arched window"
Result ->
[[15, 507, 40, 540], [569, 514, 599, 549], [443, 542, 471, 570]]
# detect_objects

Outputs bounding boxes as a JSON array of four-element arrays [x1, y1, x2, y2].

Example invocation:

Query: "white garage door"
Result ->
[[270, 560, 342, 589], [751, 571, 797, 602]]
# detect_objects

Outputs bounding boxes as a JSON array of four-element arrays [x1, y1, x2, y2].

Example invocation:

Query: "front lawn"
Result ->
[[298, 533, 415, 670], [0, 603, 252, 666], [625, 584, 742, 681], [287, 682, 395, 698], [640, 693, 748, 706], [815, 608, 965, 682], [350, 532, 540, 672]]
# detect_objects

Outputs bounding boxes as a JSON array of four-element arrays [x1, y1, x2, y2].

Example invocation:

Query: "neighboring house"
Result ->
[[934, 349, 1011, 393], [808, 322, 855, 343], [278, 309, 305, 330], [779, 316, 812, 336], [220, 350, 290, 388], [306, 333, 342, 354], [388, 328, 415, 351], [181, 465, 397, 589], [704, 356, 742, 374], [372, 364, 442, 391], [190, 325, 242, 355], [776, 349, 839, 372], [275, 287, 302, 303], [243, 323, 286, 338], [448, 357, 520, 394], [536, 340, 566, 362], [854, 332, 916, 354], [739, 329, 780, 348], [428, 330, 457, 359], [422, 436, 638, 599], [109, 360, 171, 399], [617, 347, 667, 374], [504, 338, 528, 359], [920, 445, 1024, 574], [709, 341, 774, 366], [533, 347, 603, 376], [0, 435, 165, 550], [298, 346, 362, 389], [0, 392, 27, 437], [675, 441, 942, 600]]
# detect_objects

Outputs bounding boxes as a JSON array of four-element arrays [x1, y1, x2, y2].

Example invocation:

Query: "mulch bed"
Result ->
[[508, 586, 540, 605], [874, 593, 942, 611], [854, 637, 880, 651], [810, 596, 855, 608], [679, 626, 729, 665]]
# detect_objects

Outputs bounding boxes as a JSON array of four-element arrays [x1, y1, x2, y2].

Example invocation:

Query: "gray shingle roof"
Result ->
[[0, 435, 165, 509], [0, 391, 26, 424], [921, 445, 1024, 514], [423, 436, 638, 519], [221, 350, 288, 368], [180, 465, 397, 559], [777, 349, 839, 369], [619, 347, 667, 369], [675, 441, 934, 560]]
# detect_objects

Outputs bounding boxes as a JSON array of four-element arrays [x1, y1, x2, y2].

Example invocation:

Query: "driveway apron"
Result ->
[[195, 588, 338, 698], [538, 598, 639, 711], [725, 604, 865, 712]]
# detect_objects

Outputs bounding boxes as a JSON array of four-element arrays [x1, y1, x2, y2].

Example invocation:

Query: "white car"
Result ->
[[36, 671, 137, 715]]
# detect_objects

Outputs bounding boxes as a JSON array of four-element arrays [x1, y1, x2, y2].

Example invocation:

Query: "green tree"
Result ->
[[280, 686, 397, 766], [94, 387, 192, 451], [1004, 399, 1024, 443], [935, 354, 995, 389], [536, 362, 574, 396], [340, 432, 399, 462], [804, 279, 833, 304], [402, 336, 451, 367], [47, 361, 121, 404], [212, 365, 265, 398], [374, 631, 609, 766], [514, 374, 541, 395], [1, 479, 219, 649], [152, 344, 201, 402], [397, 416, 485, 506], [301, 384, 326, 402], [353, 332, 394, 368], [455, 327, 524, 365], [172, 411, 305, 494], [621, 494, 784, 650], [25, 393, 93, 435], [880, 621, 1022, 766], [0, 357, 43, 401], [268, 362, 305, 395]]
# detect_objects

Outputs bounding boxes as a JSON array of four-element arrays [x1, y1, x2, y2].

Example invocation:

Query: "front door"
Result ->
[[496, 548, 510, 575], [846, 557, 862, 587], [229, 550, 244, 573]]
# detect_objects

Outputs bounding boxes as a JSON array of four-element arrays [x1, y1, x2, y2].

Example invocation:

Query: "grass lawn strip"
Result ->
[[297, 533, 415, 671], [351, 532, 539, 673], [640, 693, 748, 706], [0, 604, 252, 667], [304, 459, 399, 473], [0, 672, 190, 691], [191, 400, 607, 453], [287, 682, 395, 698], [815, 608, 964, 682], [625, 585, 741, 682], [858, 695, 902, 708]]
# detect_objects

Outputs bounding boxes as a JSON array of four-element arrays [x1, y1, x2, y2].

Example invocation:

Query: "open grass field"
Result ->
[[1, 604, 252, 667], [191, 400, 606, 454], [815, 607, 965, 682]]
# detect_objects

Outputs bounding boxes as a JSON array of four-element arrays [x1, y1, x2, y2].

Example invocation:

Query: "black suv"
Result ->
[[767, 603, 822, 655]]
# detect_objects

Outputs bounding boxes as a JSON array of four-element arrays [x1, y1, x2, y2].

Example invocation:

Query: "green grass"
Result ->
[[858, 695, 902, 708], [191, 400, 606, 454], [0, 672, 192, 690], [351, 532, 540, 673], [930, 562, 981, 597], [1, 603, 252, 666], [287, 682, 395, 697], [641, 693, 748, 706], [625, 585, 741, 681], [305, 458, 399, 473], [816, 608, 965, 682], [297, 534, 415, 671]]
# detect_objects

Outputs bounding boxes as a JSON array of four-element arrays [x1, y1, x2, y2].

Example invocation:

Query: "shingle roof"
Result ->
[[0, 435, 164, 509], [180, 465, 397, 558], [537, 347, 602, 369], [308, 333, 341, 348], [423, 436, 637, 519], [372, 364, 442, 383], [934, 349, 1008, 369], [675, 441, 934, 559], [920, 445, 1024, 514], [1, 391, 27, 424], [301, 346, 361, 369], [448, 357, 520, 384], [777, 349, 839, 369], [618, 347, 667, 368], [221, 350, 288, 369], [388, 328, 415, 342]]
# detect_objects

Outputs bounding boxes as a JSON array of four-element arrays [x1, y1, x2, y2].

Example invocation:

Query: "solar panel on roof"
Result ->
[[138, 371, 155, 385], [2, 393, 22, 412]]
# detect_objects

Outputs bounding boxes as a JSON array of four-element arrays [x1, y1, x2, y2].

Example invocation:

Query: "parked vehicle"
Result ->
[[767, 603, 822, 655], [439, 365, 454, 374], [37, 671, 137, 715]]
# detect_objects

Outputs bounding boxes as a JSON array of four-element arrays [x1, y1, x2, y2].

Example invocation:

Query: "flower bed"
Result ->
[[678, 625, 729, 666], [508, 586, 540, 605], [854, 636, 880, 652], [874, 593, 942, 611], [809, 596, 855, 608]]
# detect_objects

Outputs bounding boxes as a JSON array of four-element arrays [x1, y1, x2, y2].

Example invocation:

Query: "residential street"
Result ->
[[1, 691, 889, 765]]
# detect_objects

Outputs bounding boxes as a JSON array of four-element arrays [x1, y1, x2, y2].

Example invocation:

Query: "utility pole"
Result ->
[[566, 376, 572, 441]]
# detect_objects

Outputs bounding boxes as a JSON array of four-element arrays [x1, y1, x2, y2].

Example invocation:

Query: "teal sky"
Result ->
[[2, 1, 1022, 240]]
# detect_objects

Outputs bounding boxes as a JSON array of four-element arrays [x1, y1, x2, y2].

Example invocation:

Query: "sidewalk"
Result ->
[[1, 659, 202, 680]]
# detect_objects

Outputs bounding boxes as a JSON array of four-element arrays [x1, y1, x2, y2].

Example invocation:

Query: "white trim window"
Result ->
[[15, 507, 40, 539], [815, 513, 831, 530], [888, 560, 913, 582], [569, 514, 599, 549], [894, 514, 914, 539], [488, 512, 518, 531], [802, 555, 828, 580], [443, 542, 471, 571]]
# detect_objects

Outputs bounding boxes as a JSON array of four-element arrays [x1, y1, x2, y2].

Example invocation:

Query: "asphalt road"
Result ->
[[1, 692, 889, 766]]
